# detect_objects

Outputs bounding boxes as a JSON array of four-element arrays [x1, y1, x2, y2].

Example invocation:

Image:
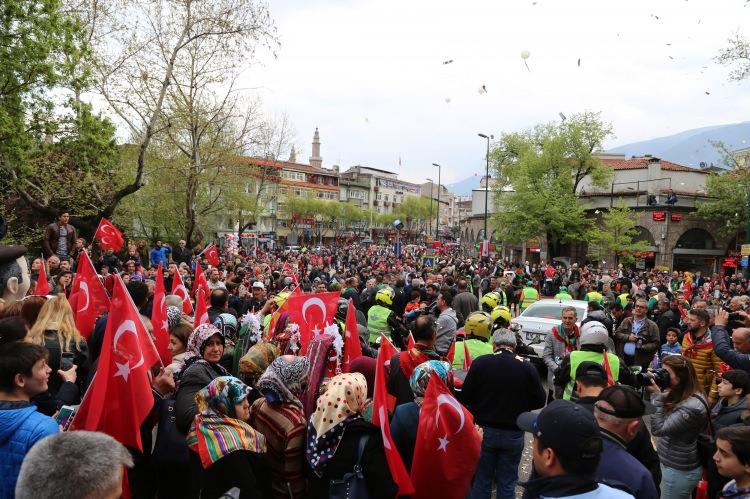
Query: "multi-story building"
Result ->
[[339, 165, 421, 215]]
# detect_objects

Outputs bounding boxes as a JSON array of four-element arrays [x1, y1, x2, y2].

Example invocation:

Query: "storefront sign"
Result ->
[[652, 211, 666, 222], [722, 257, 739, 268], [741, 244, 750, 257], [670, 213, 682, 222]]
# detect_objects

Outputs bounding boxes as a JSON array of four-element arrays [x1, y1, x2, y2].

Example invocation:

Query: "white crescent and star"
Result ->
[[301, 297, 327, 325], [434, 393, 466, 452], [378, 407, 392, 450], [113, 320, 145, 382], [78, 281, 90, 313], [99, 224, 117, 246]]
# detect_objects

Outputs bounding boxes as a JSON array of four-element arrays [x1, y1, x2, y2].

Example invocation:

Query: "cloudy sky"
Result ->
[[245, 0, 750, 185]]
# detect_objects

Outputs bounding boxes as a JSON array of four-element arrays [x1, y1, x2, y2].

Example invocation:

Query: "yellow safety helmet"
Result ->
[[491, 306, 512, 326], [464, 311, 492, 340], [375, 286, 395, 307], [480, 292, 500, 311]]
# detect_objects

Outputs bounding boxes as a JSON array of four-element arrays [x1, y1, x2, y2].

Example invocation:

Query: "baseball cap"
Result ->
[[252, 281, 265, 290], [595, 384, 655, 418], [575, 361, 607, 383], [517, 400, 602, 461]]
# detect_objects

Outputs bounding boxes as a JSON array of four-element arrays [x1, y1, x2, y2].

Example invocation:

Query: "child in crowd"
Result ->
[[713, 426, 750, 498], [403, 290, 421, 317], [660, 327, 682, 357], [712, 370, 750, 431]]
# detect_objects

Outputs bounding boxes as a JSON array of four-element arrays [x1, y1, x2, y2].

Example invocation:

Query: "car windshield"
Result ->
[[522, 305, 585, 320]]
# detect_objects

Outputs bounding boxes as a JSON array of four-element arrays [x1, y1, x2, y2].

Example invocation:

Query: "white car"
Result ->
[[512, 299, 589, 358]]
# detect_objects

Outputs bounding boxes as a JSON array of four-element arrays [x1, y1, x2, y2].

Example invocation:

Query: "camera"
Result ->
[[634, 367, 671, 390]]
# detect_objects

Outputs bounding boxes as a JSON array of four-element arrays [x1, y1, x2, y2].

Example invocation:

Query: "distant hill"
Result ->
[[608, 122, 750, 168], [447, 175, 481, 196]]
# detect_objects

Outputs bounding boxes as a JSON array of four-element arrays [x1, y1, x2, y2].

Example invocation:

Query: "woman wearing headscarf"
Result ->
[[175, 324, 230, 433], [306, 373, 397, 499], [349, 356, 376, 421], [389, 360, 451, 471], [187, 376, 270, 499], [239, 342, 280, 404], [248, 355, 310, 499]]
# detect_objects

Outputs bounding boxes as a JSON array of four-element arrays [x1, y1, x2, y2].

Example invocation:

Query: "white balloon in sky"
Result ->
[[521, 50, 531, 60]]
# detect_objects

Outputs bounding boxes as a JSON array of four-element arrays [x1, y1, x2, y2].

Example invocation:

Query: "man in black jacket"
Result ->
[[461, 328, 546, 499]]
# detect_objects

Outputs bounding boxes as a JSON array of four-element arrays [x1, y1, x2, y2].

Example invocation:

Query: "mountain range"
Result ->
[[446, 121, 750, 196]]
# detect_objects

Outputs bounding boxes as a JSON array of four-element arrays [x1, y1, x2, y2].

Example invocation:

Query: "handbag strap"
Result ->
[[353, 434, 370, 472], [690, 394, 714, 437]]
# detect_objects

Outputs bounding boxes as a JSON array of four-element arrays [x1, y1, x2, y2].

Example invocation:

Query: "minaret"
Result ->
[[309, 127, 323, 168], [289, 146, 297, 163]]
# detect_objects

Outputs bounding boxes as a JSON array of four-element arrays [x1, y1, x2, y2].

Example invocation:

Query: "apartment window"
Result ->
[[377, 193, 382, 201], [294, 189, 302, 196], [384, 195, 389, 202]]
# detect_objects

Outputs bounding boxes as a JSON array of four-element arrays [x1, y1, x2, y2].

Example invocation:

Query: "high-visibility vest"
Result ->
[[367, 304, 391, 343], [618, 293, 629, 307], [563, 350, 620, 400], [451, 338, 493, 369], [497, 289, 508, 306], [585, 291, 604, 305], [520, 287, 538, 310], [555, 292, 572, 300]]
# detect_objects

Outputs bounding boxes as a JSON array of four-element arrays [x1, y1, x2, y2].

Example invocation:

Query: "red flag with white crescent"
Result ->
[[285, 291, 341, 354], [410, 372, 481, 499], [202, 243, 219, 267], [194, 264, 209, 298], [151, 264, 171, 364], [94, 218, 125, 252], [341, 299, 363, 372], [407, 333, 416, 350], [69, 251, 110, 339], [372, 334, 414, 495], [70, 275, 159, 451], [171, 269, 193, 314], [33, 256, 50, 296], [193, 288, 209, 328]]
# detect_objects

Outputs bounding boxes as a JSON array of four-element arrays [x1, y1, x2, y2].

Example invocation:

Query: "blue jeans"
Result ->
[[660, 465, 702, 499], [468, 427, 524, 499]]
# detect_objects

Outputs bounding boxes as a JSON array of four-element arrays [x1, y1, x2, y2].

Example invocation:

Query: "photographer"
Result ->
[[647, 355, 708, 498], [712, 308, 750, 371]]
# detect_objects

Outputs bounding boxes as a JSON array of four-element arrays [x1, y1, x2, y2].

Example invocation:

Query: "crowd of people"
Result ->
[[1, 216, 750, 499]]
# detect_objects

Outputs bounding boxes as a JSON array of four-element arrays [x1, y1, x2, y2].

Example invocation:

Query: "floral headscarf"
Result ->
[[239, 342, 280, 384], [187, 376, 266, 468], [167, 306, 183, 330], [183, 324, 228, 374], [307, 373, 367, 476], [409, 360, 450, 404], [257, 355, 310, 407]]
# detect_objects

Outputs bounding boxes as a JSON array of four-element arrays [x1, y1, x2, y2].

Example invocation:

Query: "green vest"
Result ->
[[367, 304, 392, 343], [555, 292, 572, 300], [618, 293, 629, 308], [563, 350, 620, 400], [452, 338, 493, 369], [521, 287, 538, 310]]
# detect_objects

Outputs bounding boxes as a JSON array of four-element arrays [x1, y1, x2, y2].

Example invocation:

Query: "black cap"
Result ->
[[575, 361, 607, 382], [517, 400, 602, 461], [595, 384, 655, 418]]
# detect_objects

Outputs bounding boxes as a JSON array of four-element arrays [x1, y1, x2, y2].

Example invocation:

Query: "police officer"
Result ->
[[519, 280, 538, 313], [555, 285, 573, 300], [480, 291, 501, 314], [367, 286, 407, 349], [452, 311, 494, 368]]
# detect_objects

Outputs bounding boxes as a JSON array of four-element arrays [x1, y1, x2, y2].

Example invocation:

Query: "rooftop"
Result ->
[[599, 155, 698, 173], [244, 157, 338, 176]]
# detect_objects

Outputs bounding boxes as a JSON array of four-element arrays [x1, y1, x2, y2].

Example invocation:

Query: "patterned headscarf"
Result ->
[[307, 373, 367, 476], [167, 306, 183, 330], [187, 376, 266, 468], [239, 342, 280, 384], [257, 355, 310, 407], [409, 360, 450, 404], [184, 324, 226, 367], [213, 313, 239, 344]]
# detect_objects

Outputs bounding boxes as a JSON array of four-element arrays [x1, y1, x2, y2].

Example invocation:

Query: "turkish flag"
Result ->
[[151, 265, 171, 365], [372, 334, 414, 495], [94, 218, 125, 252], [463, 341, 472, 370], [69, 251, 110, 339], [285, 291, 340, 354], [341, 299, 362, 372], [410, 372, 481, 499], [71, 275, 159, 451], [407, 333, 415, 350], [171, 269, 193, 315], [446, 340, 456, 363], [202, 243, 219, 267], [194, 264, 209, 299], [33, 257, 50, 296], [193, 288, 209, 328]]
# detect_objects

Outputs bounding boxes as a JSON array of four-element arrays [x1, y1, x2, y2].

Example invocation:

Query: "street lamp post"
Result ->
[[426, 177, 434, 237], [478, 133, 494, 248], [432, 163, 441, 240]]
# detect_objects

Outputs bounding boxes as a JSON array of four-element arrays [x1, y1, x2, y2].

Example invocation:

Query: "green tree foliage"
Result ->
[[587, 203, 649, 264], [716, 34, 750, 81], [491, 112, 614, 256], [696, 170, 750, 238]]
